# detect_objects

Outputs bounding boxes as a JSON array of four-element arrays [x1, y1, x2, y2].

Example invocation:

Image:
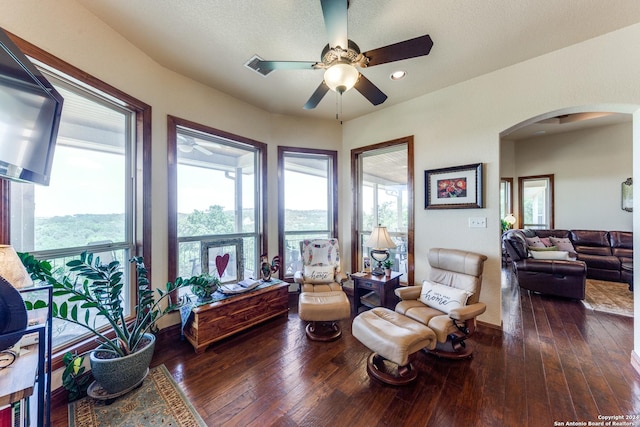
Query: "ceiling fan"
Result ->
[[177, 134, 213, 155], [251, 0, 433, 110]]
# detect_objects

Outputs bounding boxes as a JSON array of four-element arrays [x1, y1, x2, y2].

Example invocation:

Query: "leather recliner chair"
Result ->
[[394, 248, 488, 359], [502, 229, 587, 299], [294, 239, 351, 341]]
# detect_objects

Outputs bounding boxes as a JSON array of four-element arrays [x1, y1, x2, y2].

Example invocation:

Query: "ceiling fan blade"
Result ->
[[320, 0, 348, 49], [363, 34, 434, 67], [303, 81, 330, 109], [194, 144, 213, 155], [354, 74, 387, 106], [255, 60, 318, 71]]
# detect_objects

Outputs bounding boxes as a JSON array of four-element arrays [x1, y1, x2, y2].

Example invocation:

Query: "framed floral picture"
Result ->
[[425, 163, 483, 209]]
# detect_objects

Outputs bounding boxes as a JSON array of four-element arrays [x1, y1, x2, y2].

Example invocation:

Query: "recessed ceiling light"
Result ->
[[534, 130, 546, 135], [390, 70, 406, 80]]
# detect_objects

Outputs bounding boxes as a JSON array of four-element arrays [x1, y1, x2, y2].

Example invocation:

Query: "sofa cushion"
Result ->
[[610, 231, 633, 259], [525, 236, 546, 248], [418, 280, 471, 314], [530, 250, 569, 260], [533, 229, 571, 239], [570, 230, 610, 247], [549, 237, 576, 254], [529, 246, 558, 252], [575, 253, 620, 270]]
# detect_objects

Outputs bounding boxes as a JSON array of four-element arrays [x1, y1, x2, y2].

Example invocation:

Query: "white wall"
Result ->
[[341, 23, 640, 328], [506, 122, 633, 231]]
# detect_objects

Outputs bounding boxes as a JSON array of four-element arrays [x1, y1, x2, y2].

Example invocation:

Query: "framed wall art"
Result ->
[[425, 163, 483, 209], [622, 177, 633, 212], [201, 238, 244, 283]]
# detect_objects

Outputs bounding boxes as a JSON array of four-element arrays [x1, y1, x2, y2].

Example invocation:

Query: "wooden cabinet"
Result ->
[[351, 272, 402, 314], [183, 281, 289, 354]]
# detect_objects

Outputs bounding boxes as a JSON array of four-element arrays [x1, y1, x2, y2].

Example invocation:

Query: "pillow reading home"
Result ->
[[418, 281, 472, 314], [303, 265, 335, 283]]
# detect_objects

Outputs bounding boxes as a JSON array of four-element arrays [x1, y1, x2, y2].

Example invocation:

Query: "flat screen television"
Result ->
[[0, 28, 63, 186]]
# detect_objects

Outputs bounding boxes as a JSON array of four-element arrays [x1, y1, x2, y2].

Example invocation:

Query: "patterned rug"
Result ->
[[581, 279, 634, 317], [69, 364, 206, 427]]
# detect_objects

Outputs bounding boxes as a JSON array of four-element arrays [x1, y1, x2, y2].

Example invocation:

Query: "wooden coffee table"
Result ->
[[183, 280, 289, 353]]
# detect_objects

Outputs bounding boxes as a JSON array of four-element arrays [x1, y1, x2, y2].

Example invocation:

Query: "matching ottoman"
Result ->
[[352, 307, 436, 385], [298, 291, 351, 341]]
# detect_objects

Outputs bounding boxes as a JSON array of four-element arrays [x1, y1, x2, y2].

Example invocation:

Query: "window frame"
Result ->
[[167, 115, 267, 296], [277, 146, 338, 282], [351, 136, 414, 285], [0, 31, 152, 368], [518, 174, 555, 229]]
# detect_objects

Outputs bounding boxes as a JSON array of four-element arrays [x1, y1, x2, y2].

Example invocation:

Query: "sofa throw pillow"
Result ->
[[300, 239, 341, 272], [303, 265, 335, 283], [539, 237, 553, 247], [549, 237, 576, 254], [418, 280, 472, 314], [525, 236, 546, 248], [529, 245, 558, 252], [530, 250, 569, 260]]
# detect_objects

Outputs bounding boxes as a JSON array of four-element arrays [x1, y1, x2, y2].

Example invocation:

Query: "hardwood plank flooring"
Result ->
[[52, 268, 640, 426]]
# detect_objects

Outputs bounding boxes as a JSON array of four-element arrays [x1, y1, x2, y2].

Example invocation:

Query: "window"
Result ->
[[352, 137, 414, 284], [500, 177, 514, 225], [519, 174, 554, 229], [277, 147, 337, 279], [3, 38, 150, 352], [168, 117, 266, 294]]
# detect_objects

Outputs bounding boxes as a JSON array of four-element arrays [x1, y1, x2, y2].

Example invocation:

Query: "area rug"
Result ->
[[69, 364, 206, 427], [581, 279, 634, 317]]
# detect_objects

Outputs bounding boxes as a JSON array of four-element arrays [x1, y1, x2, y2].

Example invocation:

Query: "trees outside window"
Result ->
[[277, 147, 337, 279], [168, 117, 266, 294], [351, 137, 414, 284]]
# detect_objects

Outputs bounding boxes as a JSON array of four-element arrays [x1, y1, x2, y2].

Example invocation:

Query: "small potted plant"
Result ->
[[189, 273, 220, 302], [383, 259, 393, 276]]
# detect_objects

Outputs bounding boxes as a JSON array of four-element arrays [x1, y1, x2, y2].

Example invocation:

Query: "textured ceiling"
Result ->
[[75, 0, 640, 122]]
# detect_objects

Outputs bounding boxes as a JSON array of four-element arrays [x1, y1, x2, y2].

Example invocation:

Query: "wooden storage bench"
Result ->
[[183, 281, 289, 354]]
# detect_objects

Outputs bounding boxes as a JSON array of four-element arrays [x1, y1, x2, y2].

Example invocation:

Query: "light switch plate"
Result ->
[[469, 217, 487, 228]]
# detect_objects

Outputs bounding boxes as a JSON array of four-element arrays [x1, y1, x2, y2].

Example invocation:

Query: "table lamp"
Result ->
[[504, 213, 517, 229], [364, 225, 397, 276], [0, 245, 33, 289], [0, 245, 30, 353]]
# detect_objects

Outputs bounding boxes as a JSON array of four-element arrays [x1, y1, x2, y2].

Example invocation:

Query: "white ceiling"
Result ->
[[75, 0, 640, 122]]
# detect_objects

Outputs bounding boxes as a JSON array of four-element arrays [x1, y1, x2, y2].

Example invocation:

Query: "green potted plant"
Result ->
[[189, 273, 220, 303], [20, 252, 188, 395], [383, 259, 393, 276]]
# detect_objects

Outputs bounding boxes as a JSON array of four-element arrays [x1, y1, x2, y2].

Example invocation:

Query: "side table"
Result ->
[[350, 272, 402, 315]]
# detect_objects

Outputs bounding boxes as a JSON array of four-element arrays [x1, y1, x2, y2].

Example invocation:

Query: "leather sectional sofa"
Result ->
[[502, 229, 633, 299]]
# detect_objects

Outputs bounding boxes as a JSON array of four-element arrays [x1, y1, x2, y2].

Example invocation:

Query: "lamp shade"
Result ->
[[364, 226, 397, 250], [324, 62, 359, 93], [504, 214, 517, 226], [0, 245, 32, 289]]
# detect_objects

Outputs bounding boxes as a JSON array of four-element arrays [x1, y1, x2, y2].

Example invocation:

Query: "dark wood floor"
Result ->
[[52, 268, 640, 426]]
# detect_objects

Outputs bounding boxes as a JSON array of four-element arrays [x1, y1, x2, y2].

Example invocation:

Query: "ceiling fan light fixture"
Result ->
[[324, 62, 359, 93], [177, 144, 194, 153], [390, 70, 406, 80]]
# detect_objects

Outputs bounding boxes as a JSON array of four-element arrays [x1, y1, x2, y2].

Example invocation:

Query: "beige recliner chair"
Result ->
[[294, 239, 351, 341], [395, 248, 488, 359]]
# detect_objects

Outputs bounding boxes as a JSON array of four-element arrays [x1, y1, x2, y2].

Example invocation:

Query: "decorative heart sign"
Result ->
[[215, 253, 230, 278]]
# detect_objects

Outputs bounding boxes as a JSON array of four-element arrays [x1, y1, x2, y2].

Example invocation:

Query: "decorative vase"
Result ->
[[385, 268, 392, 276], [90, 332, 155, 394]]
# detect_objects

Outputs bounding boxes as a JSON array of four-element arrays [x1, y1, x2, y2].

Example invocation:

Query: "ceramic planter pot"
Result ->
[[90, 333, 156, 394]]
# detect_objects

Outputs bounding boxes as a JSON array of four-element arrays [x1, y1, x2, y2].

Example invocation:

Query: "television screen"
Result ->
[[0, 28, 63, 186]]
